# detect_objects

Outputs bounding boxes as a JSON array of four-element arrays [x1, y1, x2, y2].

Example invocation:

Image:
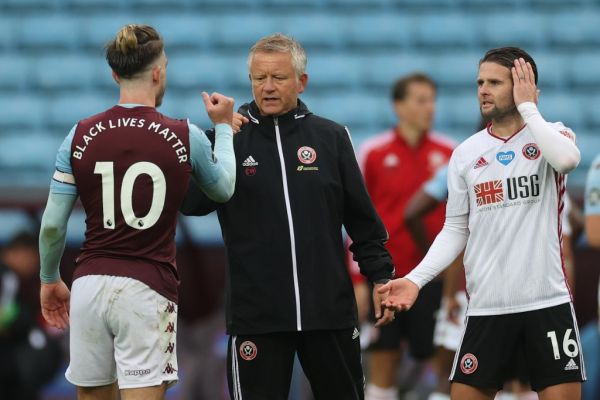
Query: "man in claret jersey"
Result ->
[[381, 47, 585, 400], [38, 24, 237, 400]]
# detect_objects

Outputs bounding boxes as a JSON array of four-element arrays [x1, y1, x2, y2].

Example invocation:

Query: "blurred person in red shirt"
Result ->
[[350, 73, 454, 400]]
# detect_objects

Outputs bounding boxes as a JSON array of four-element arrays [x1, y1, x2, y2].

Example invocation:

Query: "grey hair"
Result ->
[[247, 33, 307, 78]]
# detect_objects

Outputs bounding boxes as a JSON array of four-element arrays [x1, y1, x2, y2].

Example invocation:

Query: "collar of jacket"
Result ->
[[238, 99, 312, 128]]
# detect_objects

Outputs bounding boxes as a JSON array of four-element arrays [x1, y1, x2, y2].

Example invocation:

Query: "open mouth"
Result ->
[[263, 97, 279, 103]]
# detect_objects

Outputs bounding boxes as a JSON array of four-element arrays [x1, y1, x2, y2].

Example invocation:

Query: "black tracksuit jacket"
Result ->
[[181, 100, 394, 335]]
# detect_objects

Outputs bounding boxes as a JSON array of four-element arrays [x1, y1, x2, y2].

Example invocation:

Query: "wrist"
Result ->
[[40, 273, 60, 285], [215, 123, 233, 134], [517, 101, 538, 115], [373, 278, 390, 285]]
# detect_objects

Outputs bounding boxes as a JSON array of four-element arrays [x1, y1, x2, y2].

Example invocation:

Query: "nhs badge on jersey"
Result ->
[[496, 151, 515, 166]]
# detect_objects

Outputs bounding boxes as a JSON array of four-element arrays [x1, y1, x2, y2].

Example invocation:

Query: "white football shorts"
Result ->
[[433, 291, 468, 352], [66, 275, 178, 389]]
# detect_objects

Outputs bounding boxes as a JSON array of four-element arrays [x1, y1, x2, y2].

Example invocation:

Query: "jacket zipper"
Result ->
[[274, 117, 302, 331]]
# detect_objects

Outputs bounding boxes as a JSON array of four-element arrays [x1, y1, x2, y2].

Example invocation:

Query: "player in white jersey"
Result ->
[[379, 47, 585, 400]]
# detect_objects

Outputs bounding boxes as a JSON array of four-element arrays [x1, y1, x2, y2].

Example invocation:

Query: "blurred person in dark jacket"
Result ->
[[0, 232, 62, 400]]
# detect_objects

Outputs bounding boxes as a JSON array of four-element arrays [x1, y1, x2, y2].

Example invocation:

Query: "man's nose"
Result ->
[[263, 77, 275, 91]]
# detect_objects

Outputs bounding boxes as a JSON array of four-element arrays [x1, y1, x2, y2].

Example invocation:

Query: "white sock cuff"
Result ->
[[365, 384, 397, 400], [428, 393, 451, 400]]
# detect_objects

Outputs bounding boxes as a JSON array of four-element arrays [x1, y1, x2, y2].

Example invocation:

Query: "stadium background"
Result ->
[[0, 0, 599, 398]]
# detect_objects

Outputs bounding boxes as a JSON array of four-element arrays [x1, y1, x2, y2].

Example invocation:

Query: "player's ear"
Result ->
[[297, 73, 308, 94], [152, 65, 161, 83], [111, 70, 120, 85]]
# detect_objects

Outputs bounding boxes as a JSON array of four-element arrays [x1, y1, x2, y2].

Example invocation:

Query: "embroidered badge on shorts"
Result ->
[[460, 353, 478, 375], [239, 341, 258, 361]]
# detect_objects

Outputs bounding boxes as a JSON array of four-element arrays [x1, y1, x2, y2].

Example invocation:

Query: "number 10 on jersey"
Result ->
[[94, 161, 166, 230]]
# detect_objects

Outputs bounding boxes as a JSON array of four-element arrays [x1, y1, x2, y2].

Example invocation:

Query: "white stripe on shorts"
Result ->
[[231, 336, 243, 400], [569, 302, 587, 381], [449, 315, 469, 381]]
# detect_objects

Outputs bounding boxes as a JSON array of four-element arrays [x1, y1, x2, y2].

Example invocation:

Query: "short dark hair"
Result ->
[[5, 232, 37, 251], [391, 73, 437, 102], [480, 47, 538, 84], [105, 24, 164, 79]]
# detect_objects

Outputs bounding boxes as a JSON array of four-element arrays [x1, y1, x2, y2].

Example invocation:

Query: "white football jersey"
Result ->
[[447, 123, 575, 316]]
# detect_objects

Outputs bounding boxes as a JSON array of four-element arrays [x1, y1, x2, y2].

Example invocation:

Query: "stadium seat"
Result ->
[[530, 0, 593, 9], [90, 57, 120, 90], [581, 95, 600, 129], [219, 55, 253, 90], [208, 14, 277, 49], [0, 96, 45, 130], [548, 11, 600, 47], [568, 53, 600, 88], [433, 52, 481, 88], [437, 92, 481, 132], [46, 94, 116, 130], [346, 13, 413, 48], [67, 0, 124, 9], [16, 15, 81, 49], [362, 53, 437, 88], [2, 0, 57, 10], [0, 211, 36, 244], [307, 54, 362, 90], [0, 132, 61, 170], [0, 17, 15, 50], [274, 14, 345, 50], [81, 14, 148, 49], [328, 0, 391, 7], [167, 54, 233, 92], [127, 0, 185, 8], [413, 13, 479, 48], [150, 15, 212, 50], [478, 12, 547, 48], [189, 0, 257, 6], [575, 132, 600, 167], [395, 0, 455, 7], [33, 56, 96, 91], [0, 55, 32, 90], [261, 0, 322, 7], [311, 93, 394, 131], [531, 52, 568, 90], [460, 0, 519, 8], [537, 94, 585, 131]]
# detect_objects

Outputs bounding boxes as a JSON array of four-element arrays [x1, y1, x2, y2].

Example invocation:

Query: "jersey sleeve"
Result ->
[[585, 154, 600, 216], [188, 122, 236, 203], [423, 165, 449, 202], [445, 151, 469, 217], [517, 102, 580, 174], [50, 125, 78, 195]]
